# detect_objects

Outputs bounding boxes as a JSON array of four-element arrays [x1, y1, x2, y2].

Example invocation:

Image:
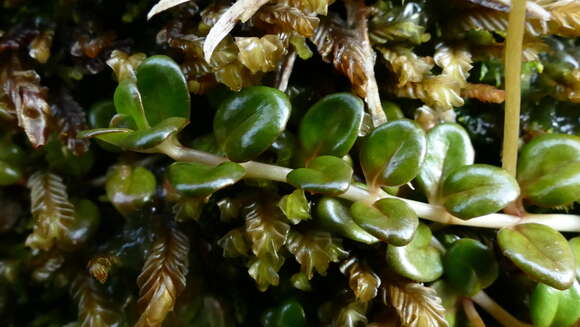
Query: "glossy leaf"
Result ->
[[278, 189, 311, 224], [315, 197, 379, 245], [387, 223, 443, 282], [530, 281, 580, 327], [443, 238, 498, 296], [168, 162, 245, 197], [298, 93, 364, 160], [340, 257, 381, 302], [517, 134, 580, 207], [0, 161, 22, 186], [214, 86, 291, 162], [106, 165, 156, 216], [498, 223, 575, 290], [262, 299, 307, 327], [88, 101, 116, 129], [286, 230, 348, 280], [416, 123, 474, 203], [62, 199, 100, 249], [245, 201, 290, 260], [287, 156, 353, 195], [114, 80, 148, 130], [136, 55, 190, 126], [360, 119, 426, 189], [441, 164, 520, 219], [248, 256, 285, 292], [350, 198, 418, 246], [570, 237, 580, 280]]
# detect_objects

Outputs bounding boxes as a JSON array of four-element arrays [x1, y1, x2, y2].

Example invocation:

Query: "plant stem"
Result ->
[[156, 137, 580, 232], [471, 291, 532, 327], [274, 50, 297, 92], [502, 0, 526, 176], [462, 298, 486, 327]]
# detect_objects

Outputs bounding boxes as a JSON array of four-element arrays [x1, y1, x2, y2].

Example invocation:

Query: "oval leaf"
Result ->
[[530, 281, 580, 327], [214, 86, 291, 162], [298, 93, 364, 160], [360, 119, 426, 188], [350, 198, 418, 246], [136, 55, 190, 126], [120, 117, 188, 150], [570, 237, 580, 280], [287, 156, 353, 195], [106, 165, 156, 216], [498, 223, 575, 290], [387, 223, 443, 282], [168, 161, 246, 197], [114, 80, 148, 130], [443, 238, 498, 296], [518, 134, 580, 207], [441, 164, 520, 219], [416, 123, 474, 203], [315, 197, 379, 245]]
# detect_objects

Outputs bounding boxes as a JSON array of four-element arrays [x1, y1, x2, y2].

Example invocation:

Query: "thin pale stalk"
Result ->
[[472, 291, 532, 327], [502, 0, 526, 176], [155, 137, 580, 232], [462, 298, 487, 327]]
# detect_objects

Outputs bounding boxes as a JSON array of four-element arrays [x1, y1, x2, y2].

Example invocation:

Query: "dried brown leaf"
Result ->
[[0, 22, 40, 53], [286, 230, 348, 280], [449, 8, 548, 36], [282, 0, 336, 15], [470, 39, 549, 62], [147, 0, 192, 20], [50, 88, 90, 155], [72, 274, 121, 327], [31, 251, 65, 282], [383, 281, 448, 327], [334, 301, 368, 327], [368, 2, 430, 45], [393, 75, 464, 111], [245, 200, 290, 260], [87, 255, 119, 284], [235, 34, 287, 74], [136, 225, 189, 327], [106, 50, 146, 82], [548, 1, 580, 37], [29, 30, 54, 64], [379, 47, 434, 87], [25, 172, 75, 251], [461, 83, 506, 103], [0, 58, 50, 147], [255, 3, 320, 37], [340, 258, 381, 302]]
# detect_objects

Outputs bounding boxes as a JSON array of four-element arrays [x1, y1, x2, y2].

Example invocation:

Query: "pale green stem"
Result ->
[[502, 0, 526, 176], [155, 136, 580, 232], [472, 291, 532, 327]]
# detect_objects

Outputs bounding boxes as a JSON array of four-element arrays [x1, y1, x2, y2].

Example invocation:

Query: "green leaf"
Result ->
[[62, 199, 100, 249], [350, 198, 418, 246], [570, 237, 580, 280], [416, 123, 474, 203], [382, 101, 405, 121], [498, 223, 575, 290], [262, 299, 307, 327], [114, 80, 148, 130], [278, 189, 311, 224], [530, 282, 580, 327], [286, 156, 353, 195], [0, 161, 22, 186], [315, 197, 379, 245], [88, 101, 116, 129], [286, 230, 348, 280], [443, 238, 498, 296], [387, 223, 443, 282], [517, 134, 580, 207], [360, 119, 426, 189], [298, 93, 364, 159], [168, 161, 246, 197], [136, 55, 190, 126], [214, 86, 291, 162], [441, 164, 520, 219], [106, 164, 156, 216]]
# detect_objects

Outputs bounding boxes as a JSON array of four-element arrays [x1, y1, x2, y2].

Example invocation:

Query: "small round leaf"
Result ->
[[168, 161, 246, 197], [106, 165, 156, 216], [530, 282, 580, 327], [498, 223, 575, 290], [416, 123, 474, 203], [518, 134, 580, 207], [360, 119, 426, 188], [298, 93, 364, 159], [441, 164, 520, 219], [136, 55, 190, 126], [287, 156, 353, 195], [214, 86, 291, 162], [350, 198, 418, 246], [315, 197, 379, 245], [387, 223, 443, 282], [443, 238, 498, 296]]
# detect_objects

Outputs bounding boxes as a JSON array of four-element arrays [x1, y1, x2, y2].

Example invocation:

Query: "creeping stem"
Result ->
[[157, 136, 580, 232]]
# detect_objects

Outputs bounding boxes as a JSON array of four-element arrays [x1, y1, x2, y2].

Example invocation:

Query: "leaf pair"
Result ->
[[417, 123, 520, 219], [80, 55, 191, 151]]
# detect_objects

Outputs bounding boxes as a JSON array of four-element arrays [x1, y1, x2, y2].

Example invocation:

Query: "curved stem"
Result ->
[[471, 291, 532, 327], [155, 137, 580, 232], [462, 298, 486, 327]]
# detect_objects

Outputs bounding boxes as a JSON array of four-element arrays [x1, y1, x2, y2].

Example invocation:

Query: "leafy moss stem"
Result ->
[[156, 138, 580, 232]]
